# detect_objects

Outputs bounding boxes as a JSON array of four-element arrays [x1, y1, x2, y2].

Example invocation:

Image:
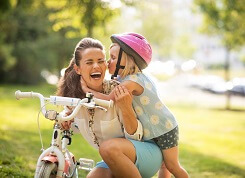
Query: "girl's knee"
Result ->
[[164, 161, 181, 173]]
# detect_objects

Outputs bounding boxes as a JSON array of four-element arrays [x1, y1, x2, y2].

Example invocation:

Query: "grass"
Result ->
[[171, 104, 245, 178], [0, 84, 245, 178]]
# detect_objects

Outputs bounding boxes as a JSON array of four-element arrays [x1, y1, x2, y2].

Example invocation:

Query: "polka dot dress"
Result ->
[[122, 73, 178, 141]]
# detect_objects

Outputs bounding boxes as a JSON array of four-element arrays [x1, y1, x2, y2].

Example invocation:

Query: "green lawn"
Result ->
[[0, 84, 244, 178]]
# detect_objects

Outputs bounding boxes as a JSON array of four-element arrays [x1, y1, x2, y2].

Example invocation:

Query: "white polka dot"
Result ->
[[145, 82, 152, 90], [144, 129, 150, 138], [135, 106, 143, 116], [165, 120, 173, 129], [140, 96, 150, 105], [129, 75, 138, 81], [155, 101, 163, 110], [150, 115, 159, 125]]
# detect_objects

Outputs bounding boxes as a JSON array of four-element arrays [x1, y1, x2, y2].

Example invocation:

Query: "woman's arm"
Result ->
[[115, 85, 142, 140]]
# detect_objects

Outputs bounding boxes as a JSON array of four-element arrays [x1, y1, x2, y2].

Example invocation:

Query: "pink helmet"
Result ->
[[110, 32, 152, 70]]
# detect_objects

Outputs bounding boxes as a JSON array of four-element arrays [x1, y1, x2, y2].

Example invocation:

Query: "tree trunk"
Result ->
[[224, 47, 231, 110]]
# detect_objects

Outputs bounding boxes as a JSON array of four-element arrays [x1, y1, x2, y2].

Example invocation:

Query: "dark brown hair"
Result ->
[[56, 38, 105, 99]]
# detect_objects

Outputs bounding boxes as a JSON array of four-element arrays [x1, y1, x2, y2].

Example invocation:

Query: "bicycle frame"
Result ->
[[15, 90, 113, 178]]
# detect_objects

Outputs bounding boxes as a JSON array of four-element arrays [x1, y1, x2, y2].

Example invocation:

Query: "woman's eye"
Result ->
[[86, 62, 93, 65]]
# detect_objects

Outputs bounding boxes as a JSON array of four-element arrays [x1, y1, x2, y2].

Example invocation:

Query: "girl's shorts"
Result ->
[[95, 139, 162, 178], [153, 126, 179, 150]]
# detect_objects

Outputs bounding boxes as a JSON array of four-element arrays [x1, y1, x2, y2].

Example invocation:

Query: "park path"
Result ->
[[155, 73, 245, 109]]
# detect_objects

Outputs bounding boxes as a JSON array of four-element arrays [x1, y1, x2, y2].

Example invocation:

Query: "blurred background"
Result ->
[[0, 0, 244, 177]]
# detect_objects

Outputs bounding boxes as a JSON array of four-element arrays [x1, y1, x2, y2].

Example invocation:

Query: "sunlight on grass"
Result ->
[[171, 105, 245, 178], [1, 84, 245, 177]]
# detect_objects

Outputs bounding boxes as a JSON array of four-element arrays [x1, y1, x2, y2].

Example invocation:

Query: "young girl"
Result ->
[[81, 33, 189, 178]]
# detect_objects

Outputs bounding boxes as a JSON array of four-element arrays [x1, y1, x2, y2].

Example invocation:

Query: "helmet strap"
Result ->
[[111, 48, 125, 79]]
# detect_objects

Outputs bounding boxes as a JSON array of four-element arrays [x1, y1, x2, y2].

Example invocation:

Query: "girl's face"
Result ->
[[76, 48, 106, 91], [108, 44, 126, 75]]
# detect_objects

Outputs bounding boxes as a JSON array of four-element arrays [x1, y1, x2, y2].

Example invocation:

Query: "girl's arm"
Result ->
[[80, 76, 115, 101], [120, 80, 144, 96], [80, 76, 143, 101]]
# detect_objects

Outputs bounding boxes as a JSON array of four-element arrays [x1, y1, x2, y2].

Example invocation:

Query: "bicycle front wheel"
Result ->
[[38, 162, 58, 178]]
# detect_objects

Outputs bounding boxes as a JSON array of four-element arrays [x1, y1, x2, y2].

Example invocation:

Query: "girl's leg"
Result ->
[[163, 146, 189, 178], [99, 138, 141, 178], [158, 162, 172, 178]]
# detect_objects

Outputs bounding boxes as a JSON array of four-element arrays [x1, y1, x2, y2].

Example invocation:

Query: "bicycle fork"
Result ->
[[35, 124, 75, 178]]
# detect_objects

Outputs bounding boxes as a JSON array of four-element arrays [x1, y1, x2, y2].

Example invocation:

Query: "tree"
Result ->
[[174, 34, 196, 60], [47, 0, 119, 38], [135, 0, 174, 59], [0, 0, 123, 84], [194, 0, 245, 109], [43, 0, 121, 76], [0, 0, 72, 84]]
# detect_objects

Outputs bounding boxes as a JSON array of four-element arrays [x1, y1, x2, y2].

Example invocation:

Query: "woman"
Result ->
[[57, 37, 162, 178]]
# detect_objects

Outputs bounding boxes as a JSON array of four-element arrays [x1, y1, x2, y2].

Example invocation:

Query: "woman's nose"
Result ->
[[93, 62, 100, 68]]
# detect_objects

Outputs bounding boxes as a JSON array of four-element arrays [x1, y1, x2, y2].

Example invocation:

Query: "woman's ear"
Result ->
[[73, 64, 81, 75]]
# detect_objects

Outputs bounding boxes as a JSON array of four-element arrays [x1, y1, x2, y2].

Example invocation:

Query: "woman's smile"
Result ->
[[90, 72, 102, 80]]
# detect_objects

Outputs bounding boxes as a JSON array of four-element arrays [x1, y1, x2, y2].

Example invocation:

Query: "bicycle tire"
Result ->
[[38, 162, 58, 178]]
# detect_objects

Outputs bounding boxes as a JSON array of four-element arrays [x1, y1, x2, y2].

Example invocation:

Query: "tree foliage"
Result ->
[[0, 0, 121, 84], [194, 0, 245, 50], [135, 0, 174, 59], [174, 34, 196, 59], [0, 0, 74, 84]]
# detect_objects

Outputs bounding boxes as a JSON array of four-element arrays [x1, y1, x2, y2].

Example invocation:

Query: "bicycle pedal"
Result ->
[[78, 158, 95, 171]]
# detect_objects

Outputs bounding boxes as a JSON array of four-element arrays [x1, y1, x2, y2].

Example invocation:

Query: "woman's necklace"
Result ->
[[86, 80, 119, 147], [87, 108, 100, 147]]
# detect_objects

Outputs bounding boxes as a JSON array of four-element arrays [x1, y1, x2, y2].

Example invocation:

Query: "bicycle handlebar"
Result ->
[[49, 96, 113, 108], [15, 90, 113, 122], [15, 90, 37, 99]]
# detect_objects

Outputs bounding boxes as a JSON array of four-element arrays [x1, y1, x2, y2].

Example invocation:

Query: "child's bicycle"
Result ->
[[15, 90, 113, 178]]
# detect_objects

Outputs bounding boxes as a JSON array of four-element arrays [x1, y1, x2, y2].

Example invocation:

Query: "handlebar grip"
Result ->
[[15, 90, 33, 100], [93, 98, 114, 108], [50, 96, 81, 106]]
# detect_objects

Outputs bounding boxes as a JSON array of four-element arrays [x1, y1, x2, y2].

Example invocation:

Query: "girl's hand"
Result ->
[[80, 76, 89, 93]]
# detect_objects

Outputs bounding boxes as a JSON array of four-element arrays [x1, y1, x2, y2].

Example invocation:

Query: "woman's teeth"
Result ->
[[90, 72, 102, 79]]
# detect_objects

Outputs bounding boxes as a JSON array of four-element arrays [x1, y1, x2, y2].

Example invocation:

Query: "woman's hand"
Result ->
[[114, 85, 138, 135], [60, 109, 74, 130], [114, 85, 133, 109]]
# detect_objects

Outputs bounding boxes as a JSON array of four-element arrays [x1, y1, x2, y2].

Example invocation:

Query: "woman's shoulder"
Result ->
[[102, 79, 120, 94]]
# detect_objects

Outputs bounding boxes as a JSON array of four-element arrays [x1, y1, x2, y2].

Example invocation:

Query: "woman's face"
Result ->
[[108, 44, 126, 75], [76, 48, 106, 91]]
